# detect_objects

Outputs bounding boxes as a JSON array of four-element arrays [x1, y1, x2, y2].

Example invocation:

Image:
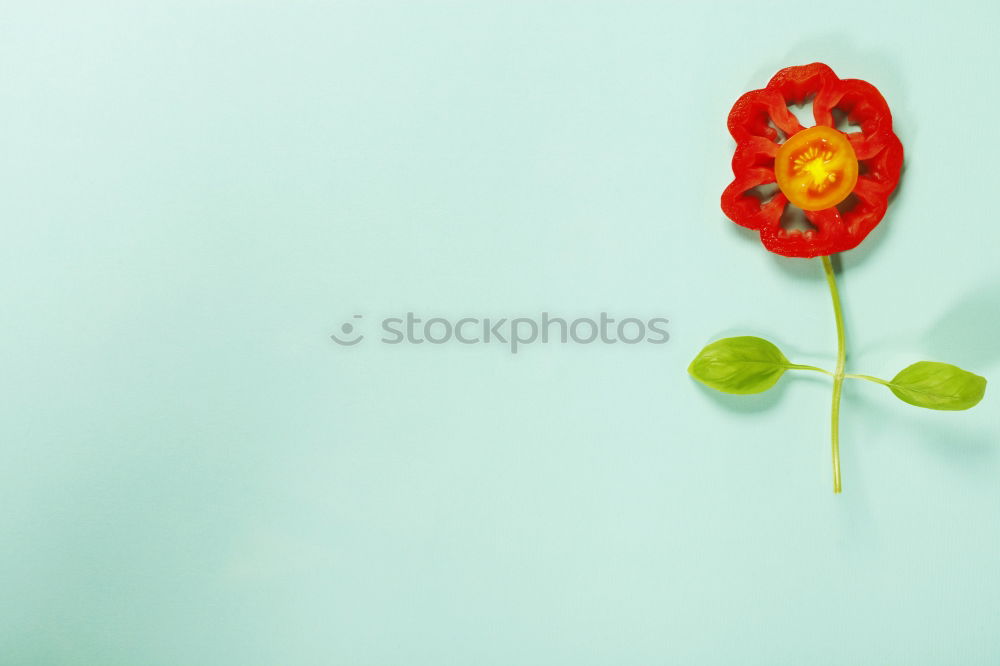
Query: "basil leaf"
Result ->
[[688, 336, 790, 394], [887, 361, 987, 411]]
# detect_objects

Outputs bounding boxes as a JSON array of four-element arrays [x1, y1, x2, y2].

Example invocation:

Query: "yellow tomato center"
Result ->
[[774, 125, 858, 211]]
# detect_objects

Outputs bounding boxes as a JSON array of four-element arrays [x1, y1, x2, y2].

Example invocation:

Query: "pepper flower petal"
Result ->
[[721, 63, 904, 258]]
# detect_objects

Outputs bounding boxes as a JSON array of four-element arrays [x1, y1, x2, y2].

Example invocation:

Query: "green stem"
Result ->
[[844, 373, 890, 386], [821, 255, 846, 494], [787, 363, 834, 376]]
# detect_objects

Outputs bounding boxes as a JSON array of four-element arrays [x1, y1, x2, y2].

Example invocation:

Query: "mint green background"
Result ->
[[2, 1, 999, 664]]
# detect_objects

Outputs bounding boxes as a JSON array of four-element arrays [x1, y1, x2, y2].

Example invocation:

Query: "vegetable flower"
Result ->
[[721, 63, 903, 257], [691, 63, 986, 494]]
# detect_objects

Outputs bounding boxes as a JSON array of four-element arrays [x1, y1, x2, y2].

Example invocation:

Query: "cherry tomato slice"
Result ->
[[775, 125, 858, 211]]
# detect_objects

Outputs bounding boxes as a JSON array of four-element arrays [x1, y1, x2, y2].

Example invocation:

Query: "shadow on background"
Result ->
[[924, 281, 1000, 371], [845, 388, 998, 468]]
